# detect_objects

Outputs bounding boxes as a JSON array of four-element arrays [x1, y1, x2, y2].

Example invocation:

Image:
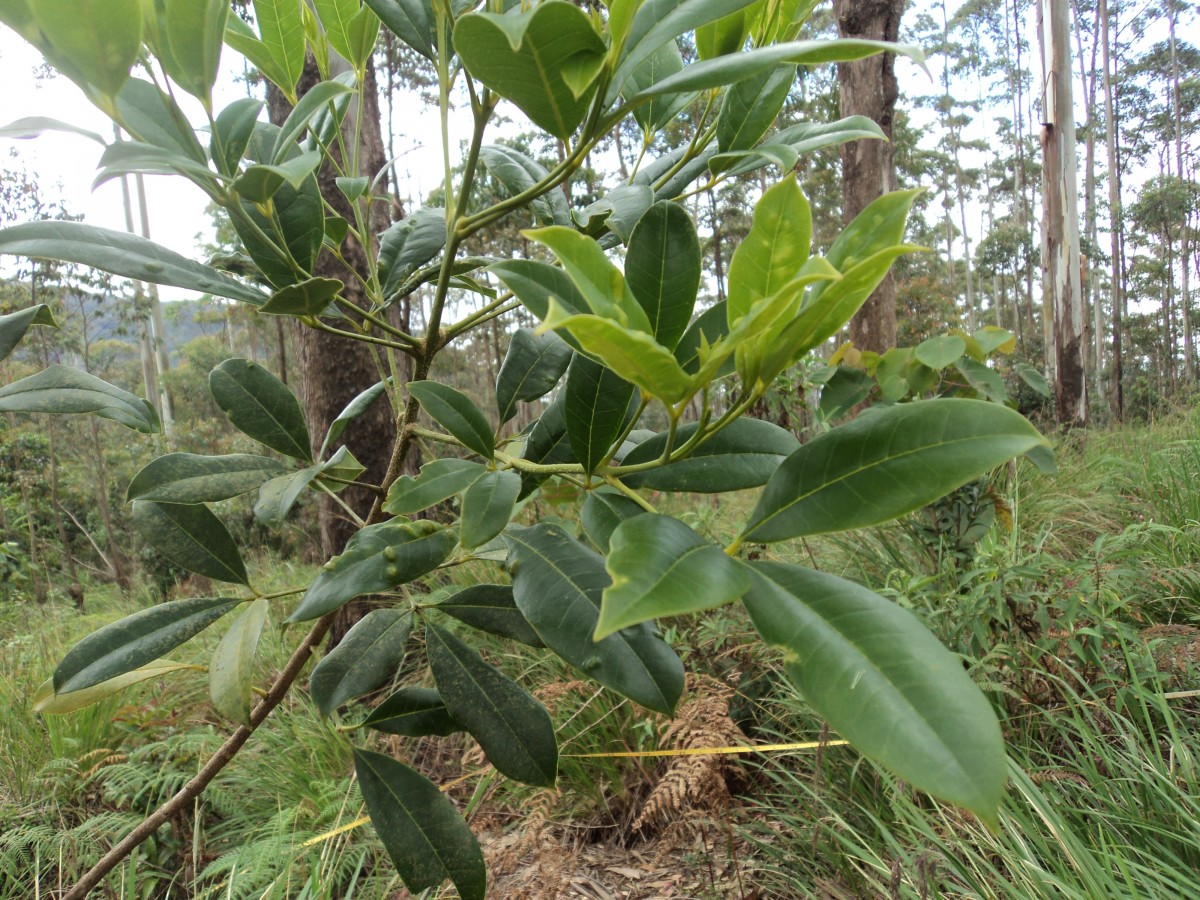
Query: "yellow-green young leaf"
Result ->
[[504, 524, 684, 715], [289, 520, 455, 621], [54, 597, 240, 694], [29, 0, 141, 103], [210, 359, 312, 462], [459, 470, 521, 549], [523, 227, 653, 333], [383, 459, 487, 516], [543, 308, 692, 404], [435, 585, 544, 648], [743, 398, 1050, 543], [596, 515, 748, 639], [163, 0, 227, 106], [974, 324, 1017, 355], [252, 0, 307, 99], [727, 175, 812, 327], [309, 609, 412, 714], [127, 453, 288, 504], [453, 2, 606, 140], [209, 598, 269, 725], [0, 303, 56, 364], [132, 501, 249, 585], [408, 381, 495, 460], [362, 686, 461, 736], [427, 624, 558, 787], [34, 660, 197, 714], [695, 1, 757, 59], [743, 562, 1005, 829], [354, 749, 486, 899]]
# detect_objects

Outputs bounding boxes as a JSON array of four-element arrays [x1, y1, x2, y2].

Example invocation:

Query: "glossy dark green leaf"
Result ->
[[54, 596, 240, 693], [289, 520, 455, 621], [313, 0, 379, 67], [622, 39, 693, 133], [0, 303, 56, 363], [505, 524, 684, 715], [695, 0, 759, 59], [435, 584, 543, 647], [478, 144, 571, 226], [270, 79, 355, 163], [354, 749, 486, 900], [726, 176, 811, 327], [427, 624, 557, 787], [258, 275, 343, 316], [496, 328, 572, 425], [320, 377, 390, 458], [163, 0, 227, 105], [250, 0, 307, 98], [210, 97, 264, 176], [210, 358, 312, 461], [915, 334, 966, 369], [715, 63, 794, 155], [575, 184, 655, 243], [454, 2, 606, 140], [0, 221, 267, 306], [91, 141, 220, 193], [364, 0, 436, 61], [581, 488, 647, 553], [315, 445, 366, 491], [460, 470, 521, 549], [625, 202, 700, 351], [0, 365, 159, 433], [743, 562, 1005, 828], [491, 259, 588, 351], [383, 459, 488, 516], [621, 417, 799, 492], [564, 355, 636, 474], [817, 365, 873, 420], [597, 515, 747, 639], [127, 453, 288, 503], [361, 686, 462, 736], [233, 150, 322, 202], [955, 357, 1008, 404], [743, 398, 1050, 543], [310, 609, 412, 715], [209, 596, 268, 725], [377, 207, 448, 300], [518, 393, 575, 498], [408, 381, 494, 460], [132, 500, 249, 585]]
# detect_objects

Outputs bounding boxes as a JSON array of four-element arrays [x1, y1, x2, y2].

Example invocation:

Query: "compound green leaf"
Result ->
[[209, 596, 269, 725], [132, 500, 249, 585], [408, 381, 494, 460], [34, 659, 195, 714], [597, 514, 747, 639], [505, 524, 684, 715], [435, 584, 543, 647], [564, 355, 635, 473], [743, 398, 1050, 543], [427, 624, 557, 786], [310, 609, 412, 714], [454, 2, 606, 139], [460, 470, 521, 549], [0, 303, 56, 364], [625, 201, 700, 350], [743, 562, 1005, 828], [621, 417, 798, 492], [0, 221, 267, 306], [354, 749, 486, 900], [727, 175, 811, 327], [127, 453, 288, 503], [362, 686, 462, 736], [54, 596, 240, 693], [383, 459, 488, 516], [290, 520, 455, 621], [496, 328, 572, 425], [210, 358, 312, 461], [0, 364, 158, 433]]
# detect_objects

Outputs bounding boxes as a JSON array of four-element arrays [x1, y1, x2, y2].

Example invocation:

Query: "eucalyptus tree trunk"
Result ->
[[1169, 1, 1193, 381], [834, 0, 902, 353], [1039, 0, 1088, 425], [1101, 0, 1123, 417]]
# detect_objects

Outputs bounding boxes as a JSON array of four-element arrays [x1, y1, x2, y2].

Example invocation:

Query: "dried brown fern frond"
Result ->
[[633, 675, 744, 834]]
